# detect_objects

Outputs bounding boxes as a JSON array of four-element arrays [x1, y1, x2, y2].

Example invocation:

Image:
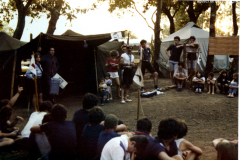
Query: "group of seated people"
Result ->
[[0, 90, 237, 160], [173, 62, 238, 97]]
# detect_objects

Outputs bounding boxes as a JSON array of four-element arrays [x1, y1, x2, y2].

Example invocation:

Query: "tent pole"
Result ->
[[10, 51, 17, 98], [94, 47, 99, 94]]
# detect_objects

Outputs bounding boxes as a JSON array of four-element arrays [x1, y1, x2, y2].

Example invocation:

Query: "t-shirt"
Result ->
[[217, 76, 229, 84], [21, 112, 47, 138], [72, 109, 89, 147], [193, 77, 205, 82], [207, 77, 216, 81], [173, 68, 188, 78], [230, 80, 238, 86], [40, 121, 77, 156], [121, 52, 134, 68], [142, 137, 178, 160], [81, 123, 105, 159], [216, 142, 238, 160], [106, 58, 119, 72], [97, 131, 121, 156], [101, 135, 130, 160], [99, 83, 107, 91], [134, 132, 154, 141], [167, 44, 183, 62], [139, 47, 151, 61]]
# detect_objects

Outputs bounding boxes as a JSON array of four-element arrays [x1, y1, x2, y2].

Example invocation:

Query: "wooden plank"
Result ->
[[209, 37, 239, 55]]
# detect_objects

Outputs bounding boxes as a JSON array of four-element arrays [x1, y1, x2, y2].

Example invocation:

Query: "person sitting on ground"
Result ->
[[134, 118, 153, 141], [174, 62, 188, 92], [0, 106, 23, 147], [99, 78, 108, 106], [81, 107, 105, 159], [21, 101, 52, 139], [192, 70, 205, 94], [212, 138, 238, 160], [30, 104, 77, 160], [217, 70, 230, 94], [227, 73, 238, 98], [97, 114, 127, 157], [101, 135, 149, 160], [175, 121, 202, 160], [105, 73, 112, 102], [0, 85, 24, 110], [207, 72, 216, 94], [142, 118, 183, 160]]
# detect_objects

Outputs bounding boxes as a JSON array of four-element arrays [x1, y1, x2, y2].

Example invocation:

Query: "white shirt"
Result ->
[[21, 112, 47, 138], [101, 135, 130, 160], [193, 77, 205, 81], [121, 53, 134, 68], [207, 77, 216, 81], [175, 138, 185, 156]]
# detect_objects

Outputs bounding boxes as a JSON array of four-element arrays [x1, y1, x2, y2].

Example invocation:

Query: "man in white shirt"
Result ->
[[100, 135, 149, 160], [120, 45, 135, 104]]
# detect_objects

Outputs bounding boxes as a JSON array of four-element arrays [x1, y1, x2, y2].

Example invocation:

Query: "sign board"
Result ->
[[53, 73, 68, 89], [209, 37, 239, 55], [111, 32, 122, 39]]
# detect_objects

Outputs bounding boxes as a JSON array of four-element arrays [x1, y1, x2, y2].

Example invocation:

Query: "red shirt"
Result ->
[[106, 58, 119, 72]]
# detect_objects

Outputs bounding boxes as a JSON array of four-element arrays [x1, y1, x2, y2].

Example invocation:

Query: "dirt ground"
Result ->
[[1, 73, 238, 160]]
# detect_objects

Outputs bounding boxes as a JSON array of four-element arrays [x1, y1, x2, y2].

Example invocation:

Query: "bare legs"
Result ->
[[32, 93, 43, 111], [153, 72, 158, 85]]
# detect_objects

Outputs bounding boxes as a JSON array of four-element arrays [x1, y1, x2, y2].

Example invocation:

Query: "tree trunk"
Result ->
[[154, 0, 162, 61], [232, 1, 238, 36], [13, 7, 26, 39], [205, 2, 216, 74], [46, 0, 63, 34], [164, 10, 175, 34], [187, 1, 197, 23]]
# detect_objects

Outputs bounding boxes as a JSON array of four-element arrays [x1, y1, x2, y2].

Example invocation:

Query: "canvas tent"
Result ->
[[18, 30, 124, 94], [156, 22, 229, 78], [0, 32, 27, 98]]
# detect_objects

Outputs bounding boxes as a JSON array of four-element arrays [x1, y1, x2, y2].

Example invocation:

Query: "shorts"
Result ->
[[0, 138, 3, 142], [99, 91, 107, 99], [108, 72, 119, 79], [142, 61, 155, 75], [107, 86, 111, 94], [187, 60, 196, 69], [122, 68, 133, 85], [169, 60, 178, 72]]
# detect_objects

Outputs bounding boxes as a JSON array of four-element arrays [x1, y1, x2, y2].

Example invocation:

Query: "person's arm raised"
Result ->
[[7, 86, 23, 108]]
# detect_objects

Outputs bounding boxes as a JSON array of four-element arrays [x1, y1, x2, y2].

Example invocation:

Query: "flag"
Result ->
[[133, 65, 144, 87], [29, 55, 36, 75]]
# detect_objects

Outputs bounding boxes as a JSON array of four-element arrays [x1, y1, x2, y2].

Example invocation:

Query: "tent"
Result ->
[[0, 32, 27, 98], [156, 22, 229, 78], [18, 30, 125, 94]]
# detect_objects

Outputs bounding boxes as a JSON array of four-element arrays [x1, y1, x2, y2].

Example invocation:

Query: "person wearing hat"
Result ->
[[97, 114, 126, 157], [119, 45, 135, 104]]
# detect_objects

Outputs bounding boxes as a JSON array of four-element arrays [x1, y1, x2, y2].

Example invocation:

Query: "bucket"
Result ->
[[50, 78, 60, 95]]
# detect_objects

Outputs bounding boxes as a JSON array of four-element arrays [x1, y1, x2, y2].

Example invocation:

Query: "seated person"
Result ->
[[212, 138, 238, 160], [72, 93, 98, 152], [21, 101, 52, 138], [134, 118, 153, 141], [192, 70, 205, 93], [105, 73, 112, 101], [207, 72, 216, 94], [174, 62, 188, 92], [97, 114, 126, 157], [99, 78, 108, 106], [217, 70, 229, 94], [81, 107, 105, 159], [31, 104, 77, 160], [227, 73, 238, 98], [175, 121, 202, 160], [0, 106, 23, 147], [142, 118, 183, 160], [101, 135, 149, 160]]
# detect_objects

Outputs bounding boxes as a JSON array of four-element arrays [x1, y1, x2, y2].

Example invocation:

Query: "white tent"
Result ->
[[157, 22, 229, 78]]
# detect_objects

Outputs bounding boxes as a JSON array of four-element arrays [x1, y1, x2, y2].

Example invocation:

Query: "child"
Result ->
[[217, 70, 229, 94], [99, 78, 108, 105], [134, 118, 153, 141], [207, 72, 216, 94], [175, 121, 202, 160], [227, 73, 238, 98], [105, 73, 112, 101], [26, 53, 43, 111], [192, 70, 205, 93], [174, 61, 188, 92]]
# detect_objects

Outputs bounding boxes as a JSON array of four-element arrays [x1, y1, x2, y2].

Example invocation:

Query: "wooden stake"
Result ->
[[10, 51, 17, 98], [33, 52, 39, 111]]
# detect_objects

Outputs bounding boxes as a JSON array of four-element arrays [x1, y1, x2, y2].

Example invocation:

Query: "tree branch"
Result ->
[[132, 1, 154, 31], [173, 4, 181, 18], [24, 0, 34, 12], [151, 9, 157, 24]]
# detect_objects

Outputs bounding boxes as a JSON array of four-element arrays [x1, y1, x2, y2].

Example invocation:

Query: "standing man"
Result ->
[[139, 40, 161, 92], [165, 36, 183, 88], [41, 47, 59, 102], [120, 45, 135, 104]]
